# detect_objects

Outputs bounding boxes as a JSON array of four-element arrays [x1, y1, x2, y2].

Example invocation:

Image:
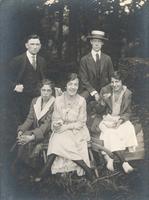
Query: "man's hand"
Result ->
[[94, 93, 100, 101], [102, 93, 111, 100], [14, 84, 24, 93]]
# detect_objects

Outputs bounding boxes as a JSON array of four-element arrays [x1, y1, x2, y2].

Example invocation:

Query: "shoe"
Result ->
[[122, 162, 134, 173], [128, 146, 136, 152], [106, 158, 114, 172]]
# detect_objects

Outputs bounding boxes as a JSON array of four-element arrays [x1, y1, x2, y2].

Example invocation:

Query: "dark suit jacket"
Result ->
[[9, 53, 47, 92], [79, 52, 114, 94]]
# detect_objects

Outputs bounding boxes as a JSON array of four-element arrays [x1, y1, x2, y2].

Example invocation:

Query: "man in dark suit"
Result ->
[[9, 34, 47, 123], [79, 30, 114, 102]]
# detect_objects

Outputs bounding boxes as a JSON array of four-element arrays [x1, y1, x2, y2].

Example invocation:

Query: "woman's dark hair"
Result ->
[[65, 73, 79, 85], [38, 79, 55, 95], [111, 71, 124, 82]]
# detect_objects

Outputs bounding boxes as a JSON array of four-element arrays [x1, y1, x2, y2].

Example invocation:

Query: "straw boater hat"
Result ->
[[87, 30, 108, 40]]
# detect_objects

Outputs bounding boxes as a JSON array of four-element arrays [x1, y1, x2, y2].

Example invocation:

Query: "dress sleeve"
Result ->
[[52, 98, 63, 130], [31, 104, 54, 142], [120, 93, 132, 122], [17, 100, 34, 132]]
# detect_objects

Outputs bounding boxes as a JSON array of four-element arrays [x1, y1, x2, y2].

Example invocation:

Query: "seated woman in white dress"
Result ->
[[97, 71, 138, 173], [35, 73, 93, 181]]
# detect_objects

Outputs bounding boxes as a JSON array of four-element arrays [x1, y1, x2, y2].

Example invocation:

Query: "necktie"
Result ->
[[96, 53, 100, 76], [32, 55, 36, 70], [96, 53, 100, 65]]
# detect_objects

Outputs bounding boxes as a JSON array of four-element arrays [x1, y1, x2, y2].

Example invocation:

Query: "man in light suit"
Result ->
[[79, 30, 114, 102], [9, 34, 47, 123]]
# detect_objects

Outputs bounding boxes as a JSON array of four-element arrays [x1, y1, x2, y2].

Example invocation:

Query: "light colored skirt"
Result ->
[[99, 119, 138, 152], [47, 127, 90, 176]]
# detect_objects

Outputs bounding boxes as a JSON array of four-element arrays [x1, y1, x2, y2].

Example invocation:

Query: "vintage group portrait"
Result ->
[[0, 0, 149, 200]]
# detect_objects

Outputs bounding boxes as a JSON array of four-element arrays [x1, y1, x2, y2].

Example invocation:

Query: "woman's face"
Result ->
[[111, 77, 123, 92], [66, 78, 79, 96], [41, 84, 52, 101]]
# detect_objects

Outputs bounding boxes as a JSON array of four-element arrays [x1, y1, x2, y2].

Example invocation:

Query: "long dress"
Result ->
[[47, 92, 90, 175], [99, 86, 138, 152]]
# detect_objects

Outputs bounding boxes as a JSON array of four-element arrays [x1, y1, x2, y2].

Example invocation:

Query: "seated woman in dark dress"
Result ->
[[12, 79, 55, 172]]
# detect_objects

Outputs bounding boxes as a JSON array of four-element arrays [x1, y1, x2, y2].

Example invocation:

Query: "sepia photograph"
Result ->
[[0, 0, 149, 199]]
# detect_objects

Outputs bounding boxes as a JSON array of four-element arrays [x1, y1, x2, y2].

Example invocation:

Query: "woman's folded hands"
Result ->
[[53, 121, 83, 133], [17, 131, 35, 145]]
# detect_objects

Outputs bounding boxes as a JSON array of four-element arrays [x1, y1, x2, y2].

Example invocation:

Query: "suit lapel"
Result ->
[[88, 52, 105, 76], [36, 55, 40, 70], [100, 53, 105, 74], [87, 53, 97, 76]]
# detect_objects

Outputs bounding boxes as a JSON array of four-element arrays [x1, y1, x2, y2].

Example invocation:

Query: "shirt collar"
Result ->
[[26, 51, 37, 59], [91, 49, 101, 61]]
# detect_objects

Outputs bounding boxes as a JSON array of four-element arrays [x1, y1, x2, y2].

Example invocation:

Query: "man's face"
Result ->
[[25, 38, 41, 55], [90, 38, 103, 52]]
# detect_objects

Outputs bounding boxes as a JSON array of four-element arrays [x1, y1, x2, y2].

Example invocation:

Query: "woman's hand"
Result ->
[[104, 122, 117, 128], [17, 131, 23, 139], [53, 121, 63, 132], [17, 134, 35, 145], [115, 119, 123, 128]]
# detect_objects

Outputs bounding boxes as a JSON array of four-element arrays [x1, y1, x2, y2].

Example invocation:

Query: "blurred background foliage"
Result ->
[[0, 0, 149, 64]]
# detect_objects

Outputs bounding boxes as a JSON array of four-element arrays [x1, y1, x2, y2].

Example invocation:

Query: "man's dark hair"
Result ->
[[25, 34, 40, 43]]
